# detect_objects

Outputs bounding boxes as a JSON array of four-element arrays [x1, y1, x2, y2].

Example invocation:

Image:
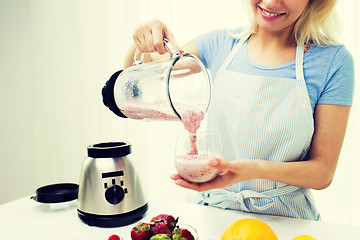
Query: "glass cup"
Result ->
[[175, 129, 222, 183]]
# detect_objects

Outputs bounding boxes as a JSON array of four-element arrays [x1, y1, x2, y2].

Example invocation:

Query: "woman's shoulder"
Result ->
[[194, 27, 244, 65], [304, 44, 354, 107], [308, 44, 353, 64], [305, 44, 354, 79]]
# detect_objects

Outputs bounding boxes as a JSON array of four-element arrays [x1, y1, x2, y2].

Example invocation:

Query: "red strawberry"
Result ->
[[149, 234, 172, 240], [131, 222, 151, 240], [172, 227, 195, 240], [150, 222, 172, 236], [150, 214, 178, 232], [108, 234, 121, 240]]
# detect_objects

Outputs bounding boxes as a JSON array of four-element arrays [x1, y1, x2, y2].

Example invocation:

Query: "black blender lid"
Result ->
[[87, 142, 131, 158], [31, 183, 79, 203]]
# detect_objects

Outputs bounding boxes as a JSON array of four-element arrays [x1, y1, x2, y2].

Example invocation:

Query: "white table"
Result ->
[[0, 196, 359, 240]]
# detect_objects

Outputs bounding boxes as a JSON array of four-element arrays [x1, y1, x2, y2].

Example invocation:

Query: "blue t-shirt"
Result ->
[[194, 29, 355, 111]]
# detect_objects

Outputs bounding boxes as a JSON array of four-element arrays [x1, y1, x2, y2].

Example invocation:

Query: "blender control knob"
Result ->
[[105, 185, 125, 204]]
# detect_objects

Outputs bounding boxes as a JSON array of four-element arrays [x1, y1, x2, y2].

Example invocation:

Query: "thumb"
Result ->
[[208, 157, 232, 171]]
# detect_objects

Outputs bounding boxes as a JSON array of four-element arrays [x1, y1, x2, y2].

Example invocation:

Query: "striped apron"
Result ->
[[200, 35, 320, 220]]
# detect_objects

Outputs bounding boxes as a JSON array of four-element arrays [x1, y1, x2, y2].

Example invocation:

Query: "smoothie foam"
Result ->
[[175, 152, 220, 183]]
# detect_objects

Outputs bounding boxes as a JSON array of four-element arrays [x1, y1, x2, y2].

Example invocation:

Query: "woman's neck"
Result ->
[[246, 26, 298, 66], [252, 25, 296, 48]]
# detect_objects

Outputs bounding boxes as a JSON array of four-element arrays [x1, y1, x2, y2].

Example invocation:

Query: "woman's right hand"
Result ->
[[132, 19, 180, 55]]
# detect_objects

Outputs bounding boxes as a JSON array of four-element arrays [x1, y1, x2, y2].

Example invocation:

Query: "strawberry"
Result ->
[[150, 214, 178, 232], [172, 227, 195, 240], [149, 234, 172, 240], [150, 222, 172, 236], [131, 222, 151, 240], [108, 234, 121, 240]]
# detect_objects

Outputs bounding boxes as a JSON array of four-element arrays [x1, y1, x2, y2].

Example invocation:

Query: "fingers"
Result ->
[[173, 178, 202, 191], [143, 29, 155, 52], [170, 173, 202, 190], [194, 172, 234, 191], [170, 158, 235, 192], [171, 159, 255, 192], [170, 172, 234, 192], [169, 173, 181, 180], [132, 24, 153, 52], [132, 19, 174, 55], [152, 26, 167, 54], [170, 173, 205, 191]]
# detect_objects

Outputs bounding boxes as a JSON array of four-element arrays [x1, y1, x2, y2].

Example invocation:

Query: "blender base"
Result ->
[[77, 203, 148, 228]]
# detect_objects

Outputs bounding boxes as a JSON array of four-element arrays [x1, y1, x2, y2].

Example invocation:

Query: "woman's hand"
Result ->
[[124, 19, 198, 68], [170, 157, 260, 192], [132, 19, 180, 54]]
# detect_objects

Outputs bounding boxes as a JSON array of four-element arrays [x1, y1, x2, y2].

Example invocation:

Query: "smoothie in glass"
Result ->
[[175, 151, 220, 183]]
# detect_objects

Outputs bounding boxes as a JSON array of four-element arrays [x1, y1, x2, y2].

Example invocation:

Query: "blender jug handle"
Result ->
[[133, 38, 182, 65], [163, 38, 182, 56], [133, 49, 146, 65]]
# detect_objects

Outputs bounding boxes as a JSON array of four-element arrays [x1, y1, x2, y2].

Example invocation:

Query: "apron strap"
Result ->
[[295, 45, 305, 83], [220, 34, 305, 84], [219, 33, 251, 72], [200, 185, 299, 211]]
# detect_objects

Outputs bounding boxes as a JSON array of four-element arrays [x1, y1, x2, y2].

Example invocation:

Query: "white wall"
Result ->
[[1, 0, 359, 226], [0, 0, 37, 203]]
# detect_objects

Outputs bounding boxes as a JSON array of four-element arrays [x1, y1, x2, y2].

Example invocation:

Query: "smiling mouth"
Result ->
[[258, 6, 286, 17]]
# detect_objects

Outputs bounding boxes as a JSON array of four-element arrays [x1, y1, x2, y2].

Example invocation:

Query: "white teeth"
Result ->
[[262, 9, 281, 17]]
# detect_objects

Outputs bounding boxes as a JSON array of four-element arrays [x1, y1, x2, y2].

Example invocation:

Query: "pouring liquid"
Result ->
[[121, 103, 218, 183], [177, 108, 221, 183], [179, 108, 204, 155]]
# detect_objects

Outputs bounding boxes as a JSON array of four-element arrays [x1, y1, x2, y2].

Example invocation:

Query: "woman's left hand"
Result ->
[[170, 157, 260, 192]]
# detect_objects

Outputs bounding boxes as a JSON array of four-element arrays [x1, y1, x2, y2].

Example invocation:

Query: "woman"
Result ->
[[124, 0, 354, 220]]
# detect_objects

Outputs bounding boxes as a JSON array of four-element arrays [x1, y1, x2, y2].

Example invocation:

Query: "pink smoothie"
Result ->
[[179, 108, 204, 155], [121, 103, 204, 154], [175, 152, 220, 183], [120, 105, 179, 120], [120, 103, 204, 123]]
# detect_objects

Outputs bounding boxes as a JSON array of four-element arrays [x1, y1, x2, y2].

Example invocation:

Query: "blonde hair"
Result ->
[[236, 0, 340, 47]]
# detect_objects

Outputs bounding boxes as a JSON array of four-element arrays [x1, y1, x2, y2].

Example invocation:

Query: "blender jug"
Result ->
[[102, 38, 211, 121]]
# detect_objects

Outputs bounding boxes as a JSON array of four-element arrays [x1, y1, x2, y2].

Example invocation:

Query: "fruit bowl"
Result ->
[[176, 222, 199, 240], [130, 214, 199, 240]]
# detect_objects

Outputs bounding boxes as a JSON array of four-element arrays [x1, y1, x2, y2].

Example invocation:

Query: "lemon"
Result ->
[[292, 235, 318, 240], [221, 218, 278, 240]]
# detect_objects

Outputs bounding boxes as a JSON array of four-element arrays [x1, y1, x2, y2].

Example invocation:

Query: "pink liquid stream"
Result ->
[[120, 104, 220, 183], [121, 104, 204, 154]]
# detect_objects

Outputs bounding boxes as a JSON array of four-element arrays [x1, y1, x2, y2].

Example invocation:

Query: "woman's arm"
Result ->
[[171, 104, 351, 191], [258, 104, 350, 190]]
